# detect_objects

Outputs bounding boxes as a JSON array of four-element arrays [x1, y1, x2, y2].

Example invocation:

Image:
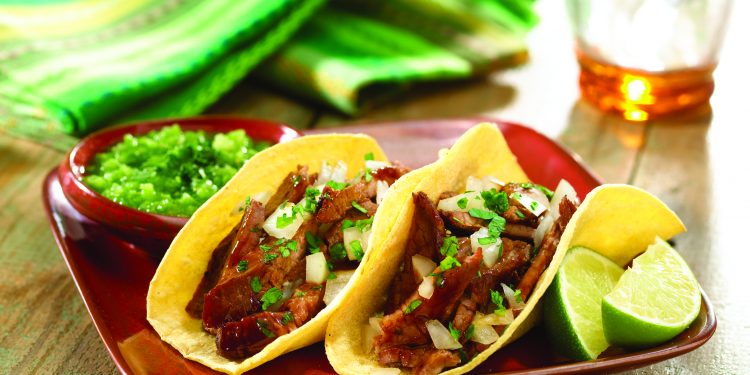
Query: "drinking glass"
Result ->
[[567, 0, 732, 121]]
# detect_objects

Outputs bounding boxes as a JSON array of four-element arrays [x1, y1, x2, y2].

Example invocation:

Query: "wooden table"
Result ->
[[1, 0, 747, 373]]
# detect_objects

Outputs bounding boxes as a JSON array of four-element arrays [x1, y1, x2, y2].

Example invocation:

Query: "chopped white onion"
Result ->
[[549, 179, 578, 219], [533, 213, 554, 249], [418, 276, 435, 299], [252, 191, 271, 206], [501, 283, 525, 311], [473, 310, 514, 327], [470, 324, 500, 345], [485, 176, 506, 187], [412, 255, 437, 279], [343, 227, 372, 261], [470, 227, 501, 267], [371, 368, 401, 375], [365, 160, 389, 171], [305, 252, 329, 284], [232, 192, 271, 215], [316, 160, 348, 188], [323, 270, 356, 305], [362, 323, 379, 353], [369, 317, 384, 335], [514, 194, 547, 217], [425, 320, 462, 350], [262, 201, 310, 239], [376, 180, 390, 205], [437, 191, 483, 213]]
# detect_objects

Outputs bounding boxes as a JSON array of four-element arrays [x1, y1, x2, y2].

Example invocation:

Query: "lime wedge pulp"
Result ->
[[543, 246, 624, 360], [602, 237, 701, 348]]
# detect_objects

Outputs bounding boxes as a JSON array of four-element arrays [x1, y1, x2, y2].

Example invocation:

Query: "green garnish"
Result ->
[[468, 208, 495, 220], [439, 256, 461, 271], [530, 200, 539, 211], [364, 152, 375, 161], [295, 291, 306, 297], [326, 180, 349, 191], [535, 184, 554, 200], [311, 285, 323, 290], [302, 187, 320, 212], [404, 299, 422, 314], [262, 253, 278, 264], [364, 168, 373, 182], [273, 238, 285, 245], [257, 319, 276, 338], [260, 287, 283, 310], [236, 260, 248, 272], [276, 212, 295, 228], [355, 217, 374, 232], [481, 189, 509, 213], [260, 244, 272, 252], [250, 276, 262, 293], [515, 210, 526, 219], [341, 219, 354, 230], [330, 243, 347, 261], [306, 232, 322, 254], [327, 271, 337, 280], [440, 235, 459, 257], [514, 288, 522, 303], [280, 247, 291, 258], [457, 197, 468, 209], [350, 240, 365, 261], [281, 312, 294, 325], [465, 324, 475, 340], [478, 237, 496, 245], [520, 182, 534, 189], [82, 125, 270, 217], [491, 289, 506, 315], [351, 201, 368, 214], [449, 322, 461, 342]]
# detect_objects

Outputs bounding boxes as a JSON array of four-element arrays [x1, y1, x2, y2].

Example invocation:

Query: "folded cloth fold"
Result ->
[[0, 0, 324, 145]]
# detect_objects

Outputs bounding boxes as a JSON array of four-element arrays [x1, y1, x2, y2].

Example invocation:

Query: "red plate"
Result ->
[[43, 119, 716, 375]]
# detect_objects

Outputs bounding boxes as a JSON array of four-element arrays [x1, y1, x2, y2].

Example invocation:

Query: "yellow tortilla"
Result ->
[[146, 134, 428, 374], [325, 123, 686, 375]]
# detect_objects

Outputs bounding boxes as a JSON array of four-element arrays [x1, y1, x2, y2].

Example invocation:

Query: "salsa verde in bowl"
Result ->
[[58, 116, 301, 253]]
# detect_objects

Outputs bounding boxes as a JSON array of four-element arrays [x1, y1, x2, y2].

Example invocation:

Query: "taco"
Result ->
[[325, 123, 686, 375], [146, 134, 431, 374]]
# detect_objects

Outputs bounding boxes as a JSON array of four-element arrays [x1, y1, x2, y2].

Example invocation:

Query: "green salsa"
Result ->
[[83, 125, 270, 217]]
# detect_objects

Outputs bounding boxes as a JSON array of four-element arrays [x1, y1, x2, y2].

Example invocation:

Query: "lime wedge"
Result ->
[[602, 237, 701, 348], [543, 246, 624, 360]]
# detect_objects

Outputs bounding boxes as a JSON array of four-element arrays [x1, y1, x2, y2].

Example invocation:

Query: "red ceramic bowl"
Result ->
[[58, 116, 301, 254]]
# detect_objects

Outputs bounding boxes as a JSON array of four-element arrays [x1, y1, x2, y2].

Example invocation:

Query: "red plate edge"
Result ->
[[42, 119, 717, 375]]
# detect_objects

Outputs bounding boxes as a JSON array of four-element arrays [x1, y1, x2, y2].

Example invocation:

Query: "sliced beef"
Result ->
[[215, 311, 295, 360], [503, 223, 535, 241], [378, 346, 460, 375], [186, 226, 237, 319], [263, 220, 316, 287], [283, 283, 325, 326], [323, 210, 371, 254], [517, 197, 577, 301], [202, 271, 262, 330], [371, 163, 411, 185], [220, 200, 265, 282], [315, 183, 368, 223], [440, 209, 484, 233], [265, 166, 312, 215], [386, 192, 445, 313], [376, 249, 483, 349]]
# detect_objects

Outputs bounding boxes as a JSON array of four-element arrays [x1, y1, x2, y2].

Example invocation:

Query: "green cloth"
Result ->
[[0, 0, 535, 147], [0, 0, 325, 147], [256, 0, 537, 114]]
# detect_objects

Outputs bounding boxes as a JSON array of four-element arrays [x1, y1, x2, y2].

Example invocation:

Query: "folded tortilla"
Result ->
[[325, 123, 686, 374], [146, 134, 432, 374]]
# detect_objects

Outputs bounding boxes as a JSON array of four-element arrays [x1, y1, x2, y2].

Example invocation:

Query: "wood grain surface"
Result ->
[[1, 0, 748, 374]]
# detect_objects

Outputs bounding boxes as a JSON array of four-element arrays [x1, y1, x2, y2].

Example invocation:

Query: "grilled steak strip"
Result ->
[[215, 311, 295, 359]]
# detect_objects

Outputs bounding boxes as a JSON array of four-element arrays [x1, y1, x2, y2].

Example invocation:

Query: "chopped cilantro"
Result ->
[[491, 289, 506, 315], [481, 189, 509, 213], [530, 201, 539, 211], [449, 322, 461, 342], [250, 276, 262, 293], [260, 287, 283, 310], [236, 260, 248, 272], [257, 319, 276, 338], [520, 182, 534, 189], [440, 235, 458, 257], [457, 197, 468, 209], [514, 288, 522, 303], [276, 213, 295, 228], [478, 237, 496, 245], [295, 291, 306, 297], [286, 240, 298, 252], [311, 285, 323, 290], [281, 312, 294, 325], [404, 299, 422, 314], [327, 271, 337, 280], [280, 247, 290, 258], [262, 253, 278, 264], [306, 232, 321, 254], [468, 208, 495, 220], [365, 152, 375, 161], [326, 180, 348, 191], [341, 219, 354, 230], [364, 168, 373, 182], [439, 256, 461, 271], [355, 217, 374, 232], [465, 324, 475, 340], [330, 243, 347, 261], [350, 240, 365, 261], [487, 215, 506, 239], [302, 188, 320, 212], [515, 210, 526, 219], [536, 184, 554, 200], [351, 201, 368, 214], [260, 244, 272, 252], [512, 192, 522, 200], [273, 238, 285, 246]]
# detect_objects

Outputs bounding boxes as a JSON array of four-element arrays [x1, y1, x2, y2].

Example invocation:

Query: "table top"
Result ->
[[1, 1, 747, 374]]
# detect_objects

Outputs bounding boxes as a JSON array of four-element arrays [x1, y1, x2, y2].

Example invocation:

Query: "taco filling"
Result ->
[[185, 154, 409, 360], [366, 176, 579, 375]]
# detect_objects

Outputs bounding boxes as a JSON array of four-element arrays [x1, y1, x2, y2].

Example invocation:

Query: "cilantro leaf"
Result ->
[[457, 197, 468, 209], [281, 312, 294, 325], [330, 243, 347, 261], [236, 260, 248, 272], [440, 235, 458, 257], [404, 299, 422, 314], [481, 189, 509, 213], [491, 289, 506, 315], [326, 180, 349, 191], [306, 232, 321, 254], [260, 287, 283, 310], [350, 240, 365, 261], [250, 276, 262, 293], [439, 255, 461, 271], [351, 201, 368, 214], [449, 322, 461, 342], [257, 319, 276, 338], [535, 184, 554, 200], [365, 152, 375, 161], [468, 208, 496, 220]]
